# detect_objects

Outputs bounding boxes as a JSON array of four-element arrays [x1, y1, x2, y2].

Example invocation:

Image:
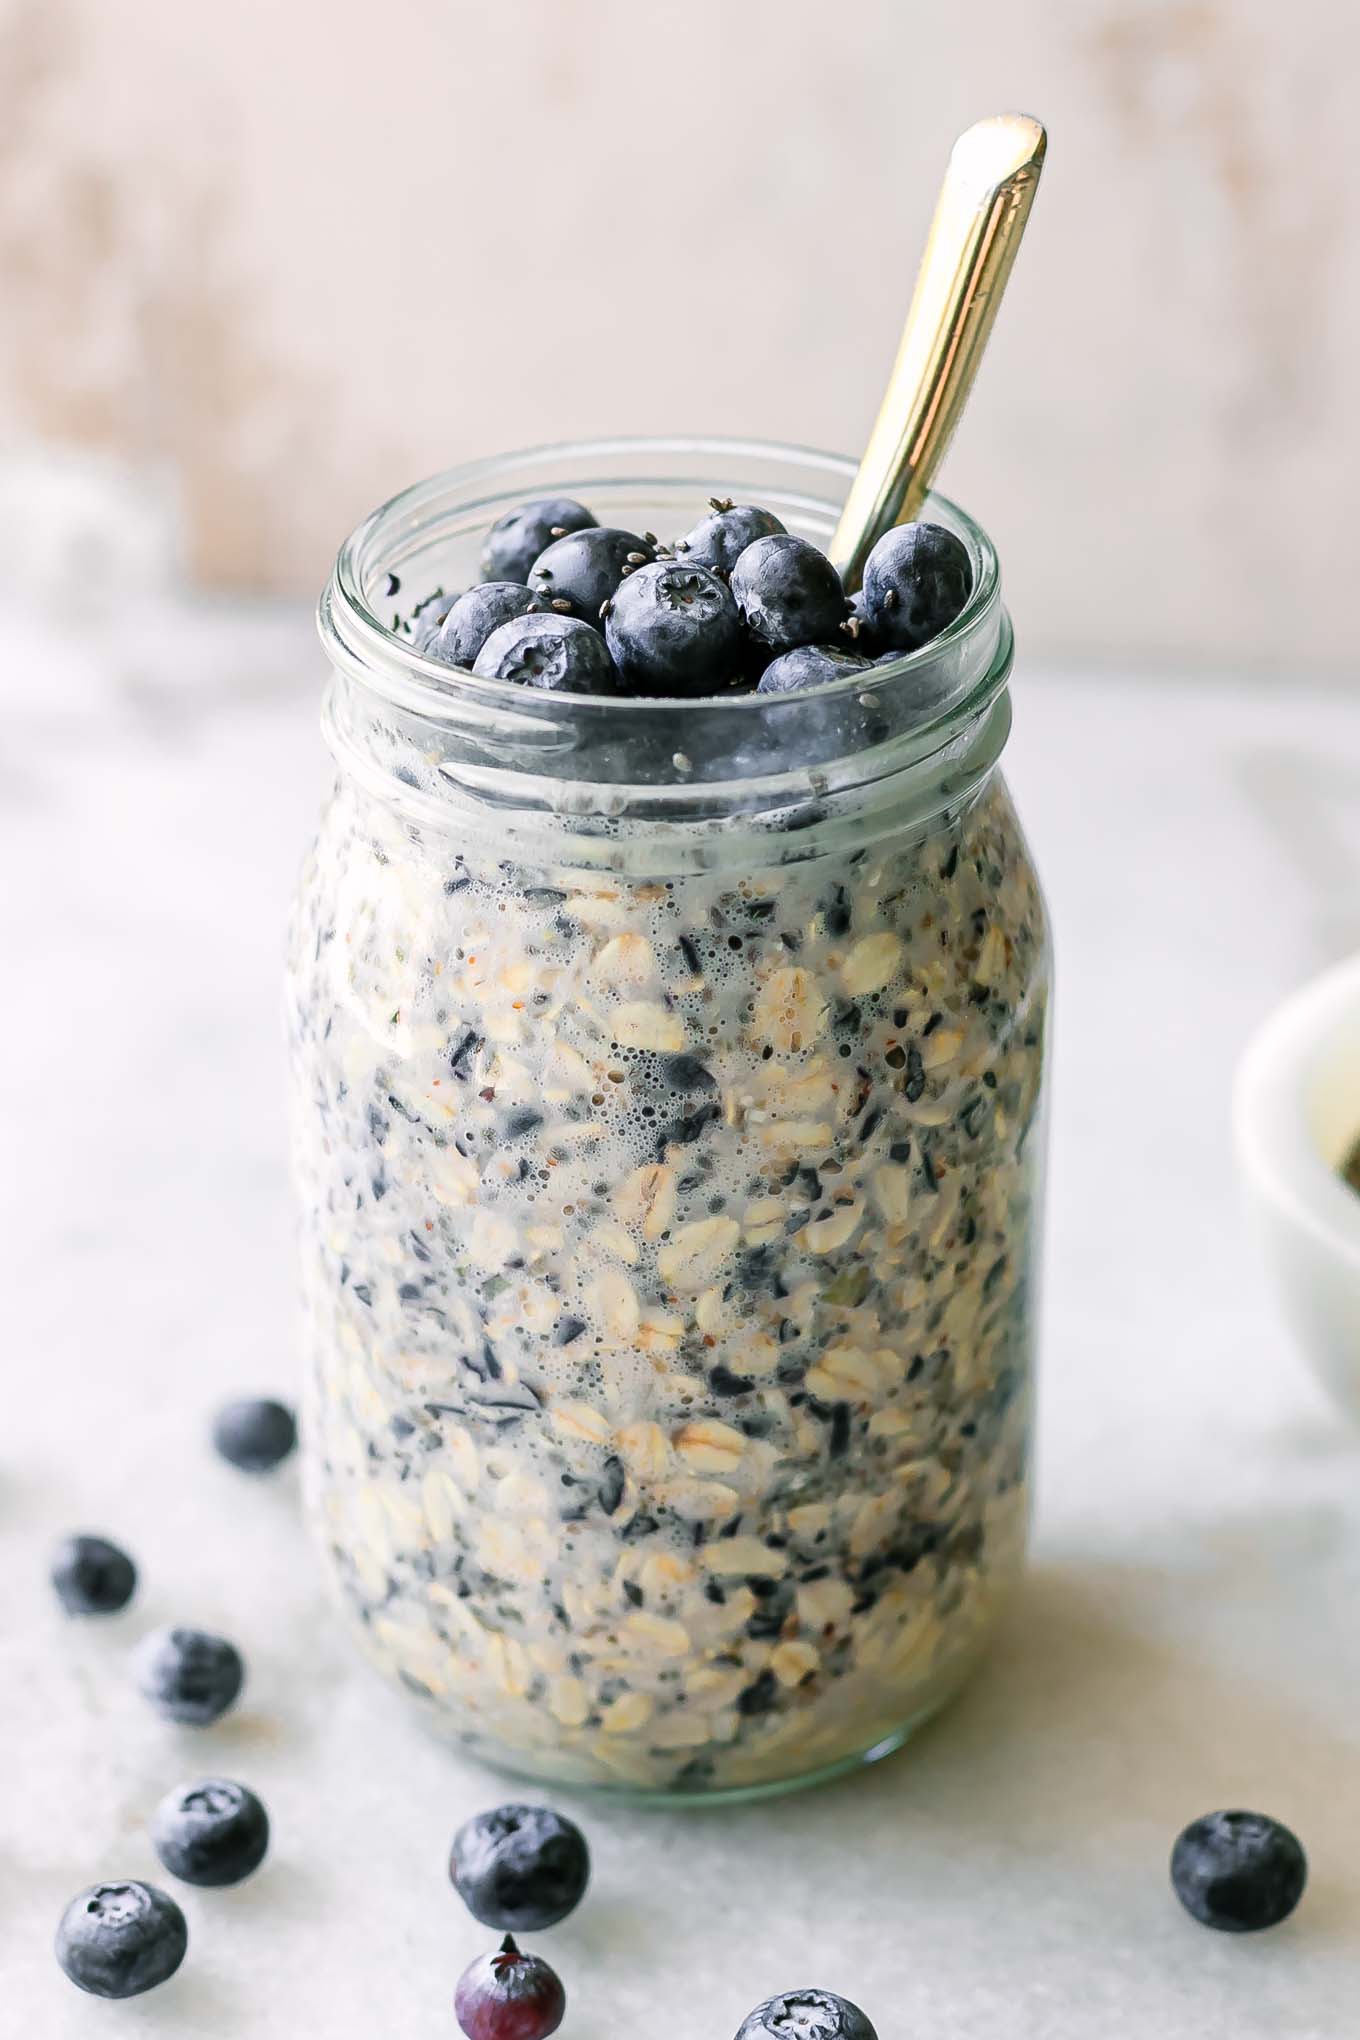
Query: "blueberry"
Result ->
[[527, 527, 655, 623], [860, 521, 971, 652], [450, 1803, 590, 1931], [480, 498, 596, 585], [428, 584, 543, 669], [51, 1533, 137, 1616], [409, 588, 461, 651], [677, 499, 786, 577], [473, 612, 618, 695], [756, 645, 872, 694], [734, 1989, 878, 2040], [212, 1397, 298, 1473], [605, 559, 742, 694], [1170, 1810, 1307, 1932], [151, 1778, 270, 1888], [55, 1881, 187, 1999], [455, 1934, 565, 2040], [136, 1625, 245, 1726], [730, 534, 847, 653]]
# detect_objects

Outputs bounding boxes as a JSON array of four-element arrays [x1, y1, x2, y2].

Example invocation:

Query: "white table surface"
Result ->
[[4, 593, 1360, 2037]]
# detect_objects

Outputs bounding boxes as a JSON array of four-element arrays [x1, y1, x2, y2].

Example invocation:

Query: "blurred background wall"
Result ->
[[1, 0, 1354, 667]]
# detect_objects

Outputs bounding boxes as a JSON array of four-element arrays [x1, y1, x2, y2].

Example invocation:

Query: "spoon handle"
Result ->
[[829, 113, 1047, 588]]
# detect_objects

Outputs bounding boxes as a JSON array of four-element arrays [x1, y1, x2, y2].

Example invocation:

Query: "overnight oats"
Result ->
[[288, 441, 1050, 1798]]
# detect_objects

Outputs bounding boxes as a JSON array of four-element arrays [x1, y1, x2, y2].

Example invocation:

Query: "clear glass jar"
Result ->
[[290, 439, 1050, 1801]]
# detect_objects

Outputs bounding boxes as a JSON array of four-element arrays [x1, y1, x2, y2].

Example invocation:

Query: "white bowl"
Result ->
[[1234, 954, 1360, 1419]]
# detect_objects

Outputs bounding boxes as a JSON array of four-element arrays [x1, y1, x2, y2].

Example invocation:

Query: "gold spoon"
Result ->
[[829, 113, 1047, 590]]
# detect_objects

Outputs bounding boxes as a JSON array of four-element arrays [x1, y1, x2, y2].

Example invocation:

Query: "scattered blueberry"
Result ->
[[730, 534, 847, 653], [473, 612, 618, 695], [455, 1934, 565, 2040], [409, 588, 461, 651], [860, 521, 971, 652], [735, 1990, 878, 2040], [450, 1803, 590, 1931], [55, 1881, 187, 1999], [428, 584, 543, 669], [212, 1397, 298, 1474], [605, 559, 742, 693], [51, 1533, 137, 1616], [136, 1626, 245, 1726], [756, 645, 872, 695], [1170, 1810, 1307, 1932], [528, 527, 655, 623], [480, 498, 596, 585], [677, 499, 786, 576], [151, 1778, 270, 1888]]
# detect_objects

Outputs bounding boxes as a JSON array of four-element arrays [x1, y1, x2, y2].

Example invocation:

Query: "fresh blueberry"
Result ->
[[427, 584, 543, 669], [455, 1934, 565, 2040], [51, 1533, 137, 1616], [528, 527, 655, 623], [1170, 1810, 1307, 1932], [480, 499, 596, 585], [409, 588, 461, 651], [860, 521, 971, 652], [605, 559, 742, 694], [841, 589, 880, 655], [55, 1881, 187, 1999], [677, 499, 786, 577], [729, 534, 847, 653], [450, 1804, 590, 1931], [211, 1397, 297, 1473], [735, 1989, 878, 2040], [151, 1778, 270, 1888], [136, 1626, 245, 1726], [473, 612, 618, 695], [756, 645, 872, 695]]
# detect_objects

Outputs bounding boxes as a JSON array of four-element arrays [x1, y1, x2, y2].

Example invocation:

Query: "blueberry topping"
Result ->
[[1170, 1810, 1307, 1932], [428, 584, 543, 669], [605, 559, 742, 694], [860, 521, 971, 651], [677, 499, 786, 576], [450, 1803, 590, 1931], [734, 1989, 879, 2040], [409, 588, 461, 651], [480, 498, 596, 585], [212, 1397, 298, 1473], [527, 527, 655, 622], [151, 1778, 270, 1888], [51, 1533, 137, 1616], [756, 645, 872, 695], [55, 1881, 187, 1999], [455, 1934, 565, 2040], [136, 1626, 245, 1726], [473, 612, 618, 695], [730, 534, 847, 652]]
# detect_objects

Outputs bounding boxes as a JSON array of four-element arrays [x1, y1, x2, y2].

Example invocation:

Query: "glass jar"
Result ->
[[290, 439, 1050, 1801]]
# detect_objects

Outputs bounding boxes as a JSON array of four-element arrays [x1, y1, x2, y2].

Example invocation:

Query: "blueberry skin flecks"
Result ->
[[734, 1989, 879, 2040], [1170, 1810, 1307, 1932], [729, 534, 847, 653], [677, 501, 786, 577], [55, 1882, 187, 1999], [756, 645, 872, 695], [455, 1934, 566, 2040], [136, 1626, 245, 1726], [860, 521, 971, 652], [473, 612, 619, 695], [450, 1804, 591, 1931], [527, 527, 655, 623], [212, 1397, 298, 1473], [429, 584, 543, 670], [151, 1778, 270, 1888], [51, 1533, 137, 1615], [605, 559, 743, 694], [480, 499, 596, 585]]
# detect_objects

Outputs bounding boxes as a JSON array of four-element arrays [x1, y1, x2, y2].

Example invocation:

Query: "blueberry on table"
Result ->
[[527, 526, 655, 622], [735, 1989, 878, 2040], [677, 499, 786, 576], [450, 1803, 590, 1931], [729, 534, 847, 653], [455, 1935, 565, 2040], [1170, 1809, 1307, 1931], [427, 583, 543, 669], [136, 1625, 245, 1726], [212, 1396, 298, 1473], [860, 521, 971, 652], [480, 498, 597, 585], [151, 1778, 270, 1888], [50, 1533, 137, 1616], [605, 559, 742, 693], [55, 1881, 187, 1999], [473, 612, 618, 695], [756, 645, 872, 694]]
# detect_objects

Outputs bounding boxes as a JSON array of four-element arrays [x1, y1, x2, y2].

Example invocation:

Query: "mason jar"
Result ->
[[289, 439, 1050, 1801]]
